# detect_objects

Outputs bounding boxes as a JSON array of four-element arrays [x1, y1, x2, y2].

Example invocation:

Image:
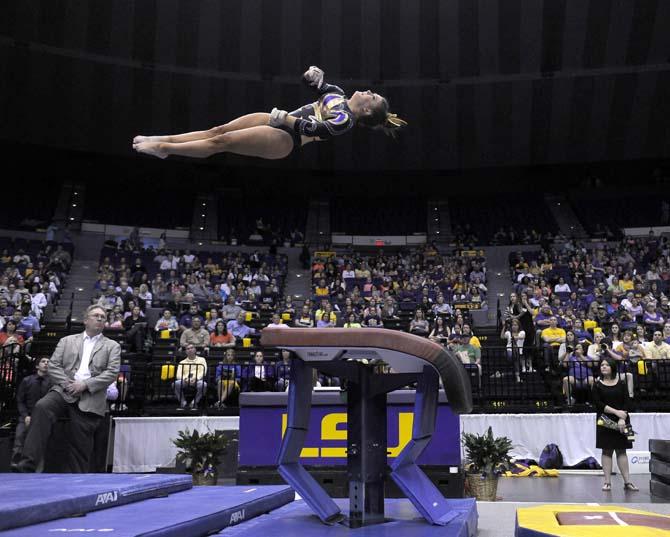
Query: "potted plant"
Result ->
[[462, 426, 513, 501], [172, 428, 228, 486]]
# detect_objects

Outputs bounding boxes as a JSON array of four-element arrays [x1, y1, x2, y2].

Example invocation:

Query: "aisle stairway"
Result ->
[[51, 259, 98, 323]]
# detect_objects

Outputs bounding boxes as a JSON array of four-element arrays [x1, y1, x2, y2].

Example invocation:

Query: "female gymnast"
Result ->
[[132, 66, 406, 160]]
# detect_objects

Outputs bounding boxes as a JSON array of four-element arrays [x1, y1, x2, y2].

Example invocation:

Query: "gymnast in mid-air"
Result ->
[[132, 66, 406, 160]]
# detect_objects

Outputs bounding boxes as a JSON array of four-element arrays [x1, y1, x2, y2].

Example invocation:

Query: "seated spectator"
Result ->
[[106, 312, 124, 329], [541, 316, 566, 371], [365, 317, 383, 328], [178, 303, 203, 332], [663, 323, 670, 344], [609, 322, 623, 346], [432, 295, 453, 316], [12, 308, 40, 344], [635, 324, 649, 344], [221, 296, 243, 322], [644, 330, 670, 360], [362, 300, 382, 321], [643, 302, 665, 332], [155, 308, 178, 334], [174, 344, 207, 409], [625, 297, 644, 319], [204, 308, 221, 332], [449, 333, 481, 379], [123, 306, 146, 352], [554, 277, 571, 293], [0, 297, 14, 321], [315, 302, 338, 325], [30, 283, 47, 320], [214, 348, 241, 408], [275, 350, 292, 392], [461, 324, 481, 348], [343, 313, 361, 328], [210, 320, 236, 347], [295, 305, 314, 328], [97, 287, 122, 312], [266, 313, 289, 329], [429, 316, 450, 346], [137, 283, 153, 310], [381, 297, 399, 319], [317, 312, 335, 328], [534, 305, 554, 335], [227, 311, 256, 339], [0, 320, 25, 352], [314, 279, 329, 297], [242, 351, 275, 392], [409, 310, 430, 337], [561, 343, 594, 405], [180, 316, 210, 350], [587, 331, 607, 360], [12, 357, 51, 464], [572, 319, 593, 345]]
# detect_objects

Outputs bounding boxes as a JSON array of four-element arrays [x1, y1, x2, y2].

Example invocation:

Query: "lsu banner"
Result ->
[[239, 404, 461, 466]]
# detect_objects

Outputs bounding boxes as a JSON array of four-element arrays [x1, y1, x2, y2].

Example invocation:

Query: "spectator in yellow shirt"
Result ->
[[541, 317, 566, 371], [314, 279, 329, 297], [174, 344, 207, 410]]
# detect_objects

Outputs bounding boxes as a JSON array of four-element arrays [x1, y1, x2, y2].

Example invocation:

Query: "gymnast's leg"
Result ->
[[132, 113, 271, 145], [134, 125, 294, 160]]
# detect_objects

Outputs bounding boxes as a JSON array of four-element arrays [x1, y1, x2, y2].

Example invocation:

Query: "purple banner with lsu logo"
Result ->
[[239, 402, 461, 466]]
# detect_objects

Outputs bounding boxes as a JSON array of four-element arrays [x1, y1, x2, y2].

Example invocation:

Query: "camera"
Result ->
[[566, 346, 574, 352], [600, 343, 609, 351]]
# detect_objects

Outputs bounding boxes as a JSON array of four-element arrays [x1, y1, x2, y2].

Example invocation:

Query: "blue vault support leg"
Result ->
[[389, 366, 459, 525], [276, 359, 342, 524]]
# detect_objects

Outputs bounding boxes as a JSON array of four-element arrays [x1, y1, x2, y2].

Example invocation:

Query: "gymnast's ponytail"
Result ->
[[357, 97, 407, 138]]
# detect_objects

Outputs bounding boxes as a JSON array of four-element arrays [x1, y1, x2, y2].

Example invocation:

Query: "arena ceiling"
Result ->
[[1, 0, 669, 171]]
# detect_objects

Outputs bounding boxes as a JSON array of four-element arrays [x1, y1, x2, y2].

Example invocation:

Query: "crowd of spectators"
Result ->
[[303, 246, 485, 342], [90, 245, 291, 410], [93, 246, 288, 348], [0, 239, 72, 353], [505, 234, 670, 404]]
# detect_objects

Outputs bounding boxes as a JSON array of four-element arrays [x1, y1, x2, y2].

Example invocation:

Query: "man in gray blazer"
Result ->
[[12, 304, 120, 472]]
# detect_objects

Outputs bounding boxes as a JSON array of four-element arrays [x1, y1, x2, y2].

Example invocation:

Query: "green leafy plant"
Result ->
[[462, 426, 513, 477], [172, 428, 227, 477]]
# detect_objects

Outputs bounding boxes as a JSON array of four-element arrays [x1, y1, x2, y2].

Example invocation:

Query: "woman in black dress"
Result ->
[[592, 357, 638, 491]]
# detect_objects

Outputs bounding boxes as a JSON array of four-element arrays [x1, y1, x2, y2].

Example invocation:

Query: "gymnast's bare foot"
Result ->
[[133, 135, 164, 145], [134, 141, 168, 159]]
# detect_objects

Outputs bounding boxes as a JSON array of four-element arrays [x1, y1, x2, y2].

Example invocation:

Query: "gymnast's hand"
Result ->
[[269, 108, 288, 127], [302, 66, 324, 89]]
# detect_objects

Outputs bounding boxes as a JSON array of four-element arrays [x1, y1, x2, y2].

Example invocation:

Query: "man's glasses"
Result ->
[[88, 314, 107, 320]]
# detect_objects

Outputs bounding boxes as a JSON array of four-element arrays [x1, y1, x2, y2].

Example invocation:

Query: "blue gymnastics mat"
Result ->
[[217, 497, 478, 537], [2, 485, 294, 537], [0, 473, 193, 531]]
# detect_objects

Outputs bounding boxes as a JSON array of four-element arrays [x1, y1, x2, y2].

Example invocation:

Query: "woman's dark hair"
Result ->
[[357, 96, 407, 138], [600, 357, 618, 380], [215, 320, 227, 335]]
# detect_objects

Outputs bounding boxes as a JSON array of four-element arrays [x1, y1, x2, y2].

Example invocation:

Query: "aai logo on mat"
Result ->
[[230, 509, 246, 524], [94, 491, 118, 506]]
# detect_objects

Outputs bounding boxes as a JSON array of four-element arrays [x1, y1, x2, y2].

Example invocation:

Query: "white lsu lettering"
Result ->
[[229, 509, 246, 524], [94, 491, 118, 506]]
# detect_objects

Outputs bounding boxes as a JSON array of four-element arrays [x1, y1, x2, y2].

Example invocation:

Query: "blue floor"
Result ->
[[1, 484, 295, 537], [218, 498, 478, 537], [0, 473, 192, 531]]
